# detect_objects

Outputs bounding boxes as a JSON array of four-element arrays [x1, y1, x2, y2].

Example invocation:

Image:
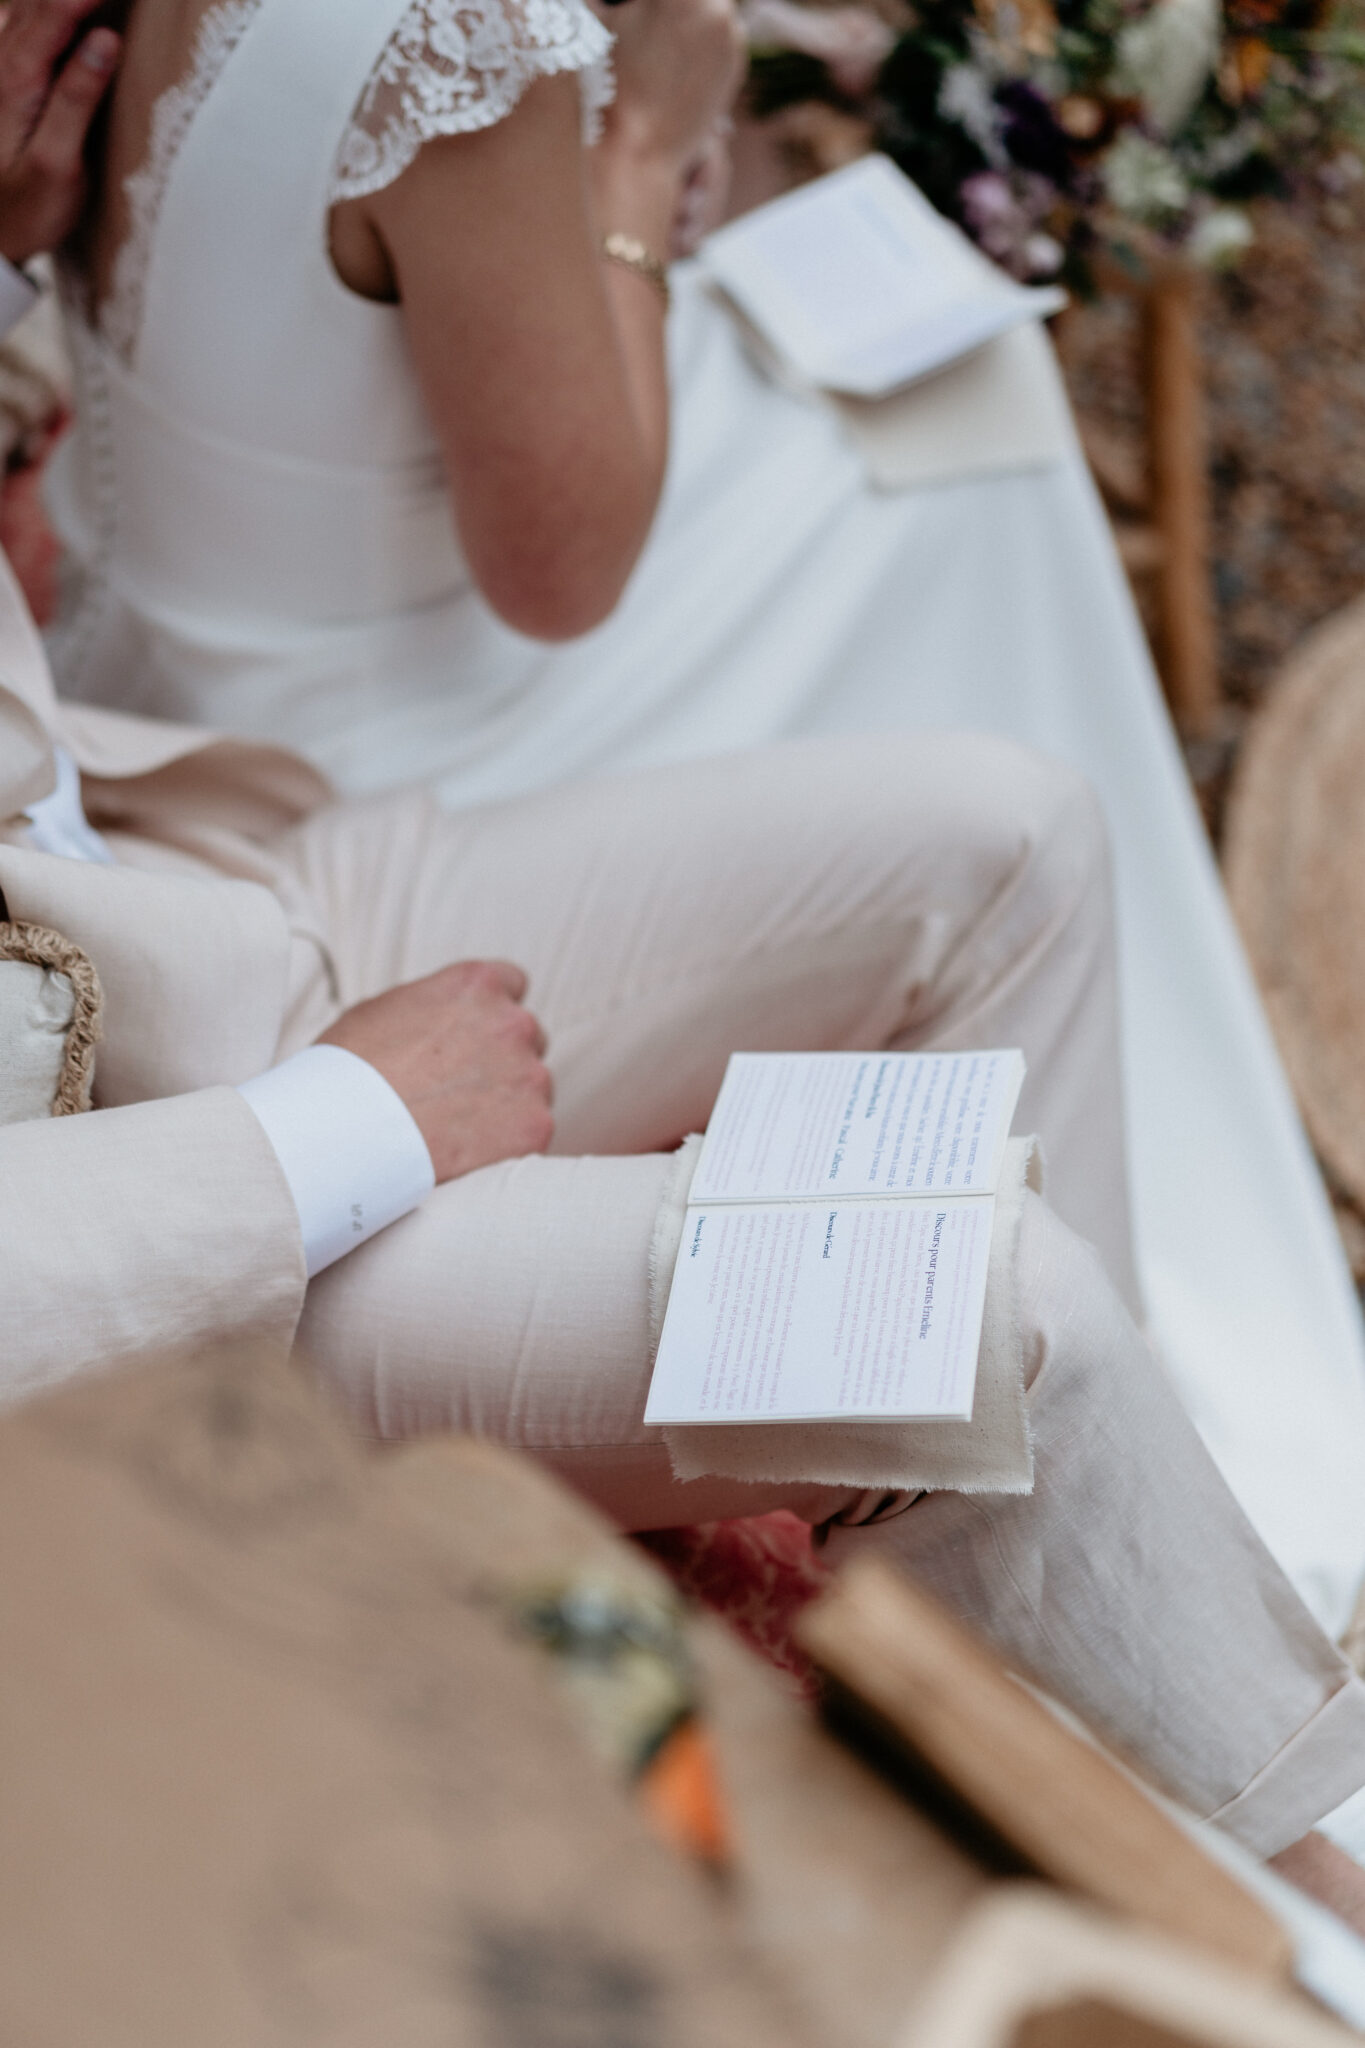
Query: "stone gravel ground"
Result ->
[[1055, 185, 1365, 835]]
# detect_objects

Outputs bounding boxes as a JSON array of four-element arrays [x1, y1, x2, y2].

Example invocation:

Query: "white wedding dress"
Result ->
[[47, 0, 1365, 1629]]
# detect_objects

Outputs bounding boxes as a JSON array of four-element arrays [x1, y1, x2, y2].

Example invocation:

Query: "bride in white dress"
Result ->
[[49, 0, 1365, 1629]]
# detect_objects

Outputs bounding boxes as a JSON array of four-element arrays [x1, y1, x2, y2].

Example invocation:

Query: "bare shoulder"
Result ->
[[333, 70, 585, 302]]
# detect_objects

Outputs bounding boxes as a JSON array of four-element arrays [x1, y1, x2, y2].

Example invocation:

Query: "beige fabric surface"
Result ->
[[657, 1135, 1039, 1493]]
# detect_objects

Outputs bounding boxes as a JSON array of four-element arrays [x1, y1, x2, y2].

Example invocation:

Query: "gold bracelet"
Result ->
[[601, 233, 671, 312]]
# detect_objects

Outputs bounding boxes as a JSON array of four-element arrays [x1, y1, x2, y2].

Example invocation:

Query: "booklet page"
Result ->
[[689, 1048, 1024, 1204], [644, 1192, 992, 1425], [700, 156, 1065, 397]]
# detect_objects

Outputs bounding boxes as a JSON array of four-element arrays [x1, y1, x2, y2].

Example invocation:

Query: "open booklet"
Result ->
[[645, 1049, 1025, 1428], [698, 155, 1065, 399]]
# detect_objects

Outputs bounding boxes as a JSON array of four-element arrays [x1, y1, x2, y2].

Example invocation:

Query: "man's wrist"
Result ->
[[237, 1045, 436, 1279]]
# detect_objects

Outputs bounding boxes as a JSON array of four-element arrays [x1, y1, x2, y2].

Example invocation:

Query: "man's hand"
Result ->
[[0, 0, 120, 267], [317, 960, 554, 1184]]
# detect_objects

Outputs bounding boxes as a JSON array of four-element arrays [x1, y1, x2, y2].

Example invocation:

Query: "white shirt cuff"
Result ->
[[237, 1045, 436, 1278], [0, 257, 40, 336], [22, 745, 116, 864]]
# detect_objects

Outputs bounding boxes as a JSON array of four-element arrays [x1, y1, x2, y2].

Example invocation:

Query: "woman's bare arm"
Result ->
[[331, 0, 741, 642]]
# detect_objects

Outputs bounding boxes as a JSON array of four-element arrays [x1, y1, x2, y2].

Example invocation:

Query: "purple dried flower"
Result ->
[[996, 78, 1075, 185], [960, 167, 1064, 277]]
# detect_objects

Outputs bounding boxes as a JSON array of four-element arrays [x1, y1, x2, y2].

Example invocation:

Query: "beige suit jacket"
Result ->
[[0, 551, 333, 1403]]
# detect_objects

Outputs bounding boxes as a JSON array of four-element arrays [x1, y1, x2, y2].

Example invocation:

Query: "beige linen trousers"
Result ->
[[0, 522, 1359, 1870], [102, 729, 1355, 1863]]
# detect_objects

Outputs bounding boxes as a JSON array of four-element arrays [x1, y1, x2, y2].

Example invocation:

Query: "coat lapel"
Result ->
[[0, 547, 329, 1099], [0, 843, 293, 1104]]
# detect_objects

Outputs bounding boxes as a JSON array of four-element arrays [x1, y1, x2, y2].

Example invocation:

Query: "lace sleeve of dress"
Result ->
[[330, 0, 615, 204]]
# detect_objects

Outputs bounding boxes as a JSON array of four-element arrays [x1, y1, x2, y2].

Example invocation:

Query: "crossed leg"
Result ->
[[278, 736, 1365, 1848], [278, 733, 1137, 1305]]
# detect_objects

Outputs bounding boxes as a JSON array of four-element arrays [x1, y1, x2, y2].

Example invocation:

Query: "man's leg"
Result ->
[[827, 1192, 1365, 1859], [300, 1144, 853, 1523], [276, 733, 1139, 1310], [301, 1153, 1365, 1856], [282, 735, 1365, 1852], [279, 734, 1359, 1846]]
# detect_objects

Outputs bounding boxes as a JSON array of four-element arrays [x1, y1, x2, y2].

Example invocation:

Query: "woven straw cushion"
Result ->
[[0, 921, 102, 1122], [1225, 592, 1365, 1212]]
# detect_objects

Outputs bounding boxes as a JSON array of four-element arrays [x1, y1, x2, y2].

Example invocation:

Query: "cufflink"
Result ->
[[0, 920, 103, 1124]]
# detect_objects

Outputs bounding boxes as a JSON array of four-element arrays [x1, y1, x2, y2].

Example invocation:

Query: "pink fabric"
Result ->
[[636, 1512, 832, 1695]]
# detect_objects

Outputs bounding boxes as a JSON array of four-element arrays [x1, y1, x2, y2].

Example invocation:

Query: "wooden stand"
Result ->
[[796, 1558, 1290, 1980], [1074, 262, 1222, 739], [1145, 266, 1220, 737]]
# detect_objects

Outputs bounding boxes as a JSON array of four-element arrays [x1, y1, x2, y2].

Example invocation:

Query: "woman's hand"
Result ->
[[0, 0, 119, 265], [595, 0, 744, 182]]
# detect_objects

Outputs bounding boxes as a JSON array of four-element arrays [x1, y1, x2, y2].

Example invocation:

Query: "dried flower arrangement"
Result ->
[[743, 0, 1365, 286]]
